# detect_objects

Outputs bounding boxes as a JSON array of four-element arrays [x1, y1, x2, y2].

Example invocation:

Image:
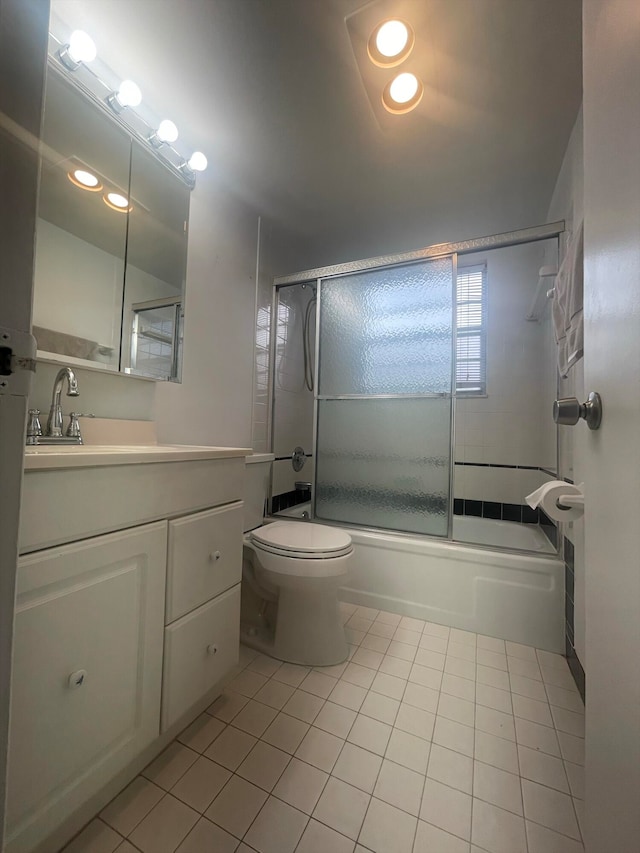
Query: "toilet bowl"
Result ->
[[243, 521, 353, 666]]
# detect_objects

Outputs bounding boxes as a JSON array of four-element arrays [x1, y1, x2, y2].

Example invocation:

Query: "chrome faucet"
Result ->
[[45, 367, 79, 437]]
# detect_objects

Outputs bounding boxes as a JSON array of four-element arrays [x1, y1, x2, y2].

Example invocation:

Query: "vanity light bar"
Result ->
[[51, 29, 207, 188]]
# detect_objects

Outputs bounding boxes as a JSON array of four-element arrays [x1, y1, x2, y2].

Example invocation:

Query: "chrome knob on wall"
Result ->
[[553, 392, 602, 430], [292, 446, 306, 472]]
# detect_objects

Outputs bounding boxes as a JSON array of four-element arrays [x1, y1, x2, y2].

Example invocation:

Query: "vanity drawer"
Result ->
[[162, 583, 240, 730], [166, 501, 243, 622]]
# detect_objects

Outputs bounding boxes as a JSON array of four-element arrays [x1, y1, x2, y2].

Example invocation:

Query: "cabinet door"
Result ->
[[6, 522, 166, 852], [166, 501, 243, 622], [162, 584, 240, 730]]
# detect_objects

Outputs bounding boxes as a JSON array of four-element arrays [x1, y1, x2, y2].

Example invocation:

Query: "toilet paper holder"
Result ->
[[557, 494, 584, 510], [553, 392, 602, 430]]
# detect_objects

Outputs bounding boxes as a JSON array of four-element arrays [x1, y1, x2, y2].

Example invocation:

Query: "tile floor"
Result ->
[[62, 604, 585, 853]]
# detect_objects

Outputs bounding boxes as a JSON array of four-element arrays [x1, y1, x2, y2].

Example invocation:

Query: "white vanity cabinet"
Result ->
[[6, 522, 167, 853], [11, 446, 249, 853]]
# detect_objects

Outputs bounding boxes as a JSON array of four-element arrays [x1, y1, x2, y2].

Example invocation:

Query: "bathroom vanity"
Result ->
[[8, 443, 250, 853]]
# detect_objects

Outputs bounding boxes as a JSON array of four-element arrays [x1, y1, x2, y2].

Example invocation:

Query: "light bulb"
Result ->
[[107, 192, 129, 207], [67, 30, 97, 64], [389, 72, 419, 104], [188, 151, 207, 172], [117, 80, 142, 108], [103, 192, 131, 212], [70, 169, 100, 188], [157, 120, 179, 143], [375, 20, 408, 58]]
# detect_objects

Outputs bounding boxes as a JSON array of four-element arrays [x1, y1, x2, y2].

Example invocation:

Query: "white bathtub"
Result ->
[[275, 503, 564, 652]]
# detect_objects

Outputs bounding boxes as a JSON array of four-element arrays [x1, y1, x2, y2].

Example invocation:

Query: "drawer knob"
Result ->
[[67, 669, 87, 689], [207, 644, 218, 656], [209, 550, 221, 562]]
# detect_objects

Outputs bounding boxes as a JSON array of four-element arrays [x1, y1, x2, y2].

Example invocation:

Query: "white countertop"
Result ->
[[24, 444, 252, 470]]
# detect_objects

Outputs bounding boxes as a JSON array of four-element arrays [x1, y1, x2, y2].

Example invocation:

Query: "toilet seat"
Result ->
[[250, 521, 353, 560]]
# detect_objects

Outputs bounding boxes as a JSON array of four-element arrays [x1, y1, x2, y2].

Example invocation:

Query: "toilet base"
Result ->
[[239, 587, 349, 668]]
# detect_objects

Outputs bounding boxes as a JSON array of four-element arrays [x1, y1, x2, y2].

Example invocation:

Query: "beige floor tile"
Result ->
[[204, 725, 257, 770], [521, 779, 581, 840], [360, 691, 400, 725], [272, 662, 311, 687], [313, 776, 370, 840], [296, 819, 355, 853], [254, 678, 296, 709], [420, 778, 471, 841], [100, 777, 164, 837], [170, 756, 231, 813], [314, 701, 357, 738], [347, 714, 392, 756], [236, 740, 290, 791], [359, 797, 417, 853], [329, 679, 368, 711], [205, 775, 268, 838], [474, 730, 518, 775], [142, 742, 199, 791], [414, 820, 470, 853], [332, 742, 383, 794], [473, 761, 523, 815], [518, 744, 570, 793], [385, 728, 430, 774], [177, 713, 226, 754], [207, 690, 249, 723], [62, 819, 122, 853], [374, 758, 425, 816], [261, 711, 309, 753], [272, 756, 328, 813], [228, 669, 269, 698], [471, 798, 527, 853], [428, 744, 473, 795], [129, 795, 199, 853], [295, 726, 344, 772], [244, 796, 307, 853], [526, 819, 585, 853], [231, 699, 279, 737], [175, 817, 238, 852], [282, 688, 325, 723]]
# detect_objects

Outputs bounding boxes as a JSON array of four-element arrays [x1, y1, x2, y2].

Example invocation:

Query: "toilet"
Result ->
[[242, 454, 353, 666]]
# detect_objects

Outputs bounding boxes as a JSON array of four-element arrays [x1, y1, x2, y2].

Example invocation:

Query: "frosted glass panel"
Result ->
[[315, 398, 452, 536], [319, 257, 453, 396]]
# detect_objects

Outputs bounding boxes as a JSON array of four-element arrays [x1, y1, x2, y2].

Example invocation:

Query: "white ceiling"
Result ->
[[51, 0, 582, 266]]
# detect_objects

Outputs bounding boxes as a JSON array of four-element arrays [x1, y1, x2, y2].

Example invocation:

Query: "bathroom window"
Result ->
[[456, 264, 486, 394]]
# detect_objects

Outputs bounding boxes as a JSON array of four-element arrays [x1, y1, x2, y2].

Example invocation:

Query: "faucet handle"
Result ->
[[26, 409, 42, 444], [66, 412, 95, 439]]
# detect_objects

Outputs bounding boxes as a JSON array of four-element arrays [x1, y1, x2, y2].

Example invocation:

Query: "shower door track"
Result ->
[[273, 220, 565, 286]]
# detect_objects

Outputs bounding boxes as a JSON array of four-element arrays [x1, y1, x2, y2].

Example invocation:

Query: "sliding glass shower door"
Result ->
[[314, 256, 455, 537]]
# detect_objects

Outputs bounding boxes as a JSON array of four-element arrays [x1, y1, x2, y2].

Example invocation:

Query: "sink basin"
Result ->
[[24, 444, 252, 470]]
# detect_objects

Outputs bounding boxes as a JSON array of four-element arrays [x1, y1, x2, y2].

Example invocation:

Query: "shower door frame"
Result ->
[[269, 220, 565, 546]]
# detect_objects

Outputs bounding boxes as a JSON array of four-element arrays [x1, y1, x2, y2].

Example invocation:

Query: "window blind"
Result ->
[[456, 265, 486, 394]]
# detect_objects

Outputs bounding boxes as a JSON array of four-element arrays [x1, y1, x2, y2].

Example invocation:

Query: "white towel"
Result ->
[[552, 221, 584, 377]]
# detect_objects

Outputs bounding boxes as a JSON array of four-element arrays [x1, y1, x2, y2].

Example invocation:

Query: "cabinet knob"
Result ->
[[67, 669, 87, 689], [207, 644, 218, 656], [209, 550, 221, 562]]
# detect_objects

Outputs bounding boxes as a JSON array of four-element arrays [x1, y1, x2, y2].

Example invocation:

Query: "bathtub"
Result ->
[[275, 503, 564, 652]]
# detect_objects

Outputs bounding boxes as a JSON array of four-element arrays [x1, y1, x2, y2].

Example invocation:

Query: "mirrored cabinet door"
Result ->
[[33, 69, 131, 372], [121, 143, 189, 381]]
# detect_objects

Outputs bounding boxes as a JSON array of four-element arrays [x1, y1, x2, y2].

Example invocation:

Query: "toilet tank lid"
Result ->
[[251, 521, 352, 554]]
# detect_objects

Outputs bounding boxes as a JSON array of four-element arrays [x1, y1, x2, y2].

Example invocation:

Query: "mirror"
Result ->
[[32, 66, 190, 381]]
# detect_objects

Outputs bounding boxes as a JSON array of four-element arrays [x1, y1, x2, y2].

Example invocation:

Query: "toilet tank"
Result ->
[[243, 453, 274, 531]]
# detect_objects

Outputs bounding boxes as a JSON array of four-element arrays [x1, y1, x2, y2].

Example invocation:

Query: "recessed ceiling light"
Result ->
[[382, 72, 424, 114], [103, 191, 132, 212], [67, 168, 102, 191], [368, 19, 415, 67]]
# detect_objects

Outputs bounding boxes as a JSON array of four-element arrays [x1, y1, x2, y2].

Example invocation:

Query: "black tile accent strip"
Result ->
[[271, 488, 311, 513], [454, 462, 558, 475], [452, 500, 556, 529], [563, 534, 585, 702]]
